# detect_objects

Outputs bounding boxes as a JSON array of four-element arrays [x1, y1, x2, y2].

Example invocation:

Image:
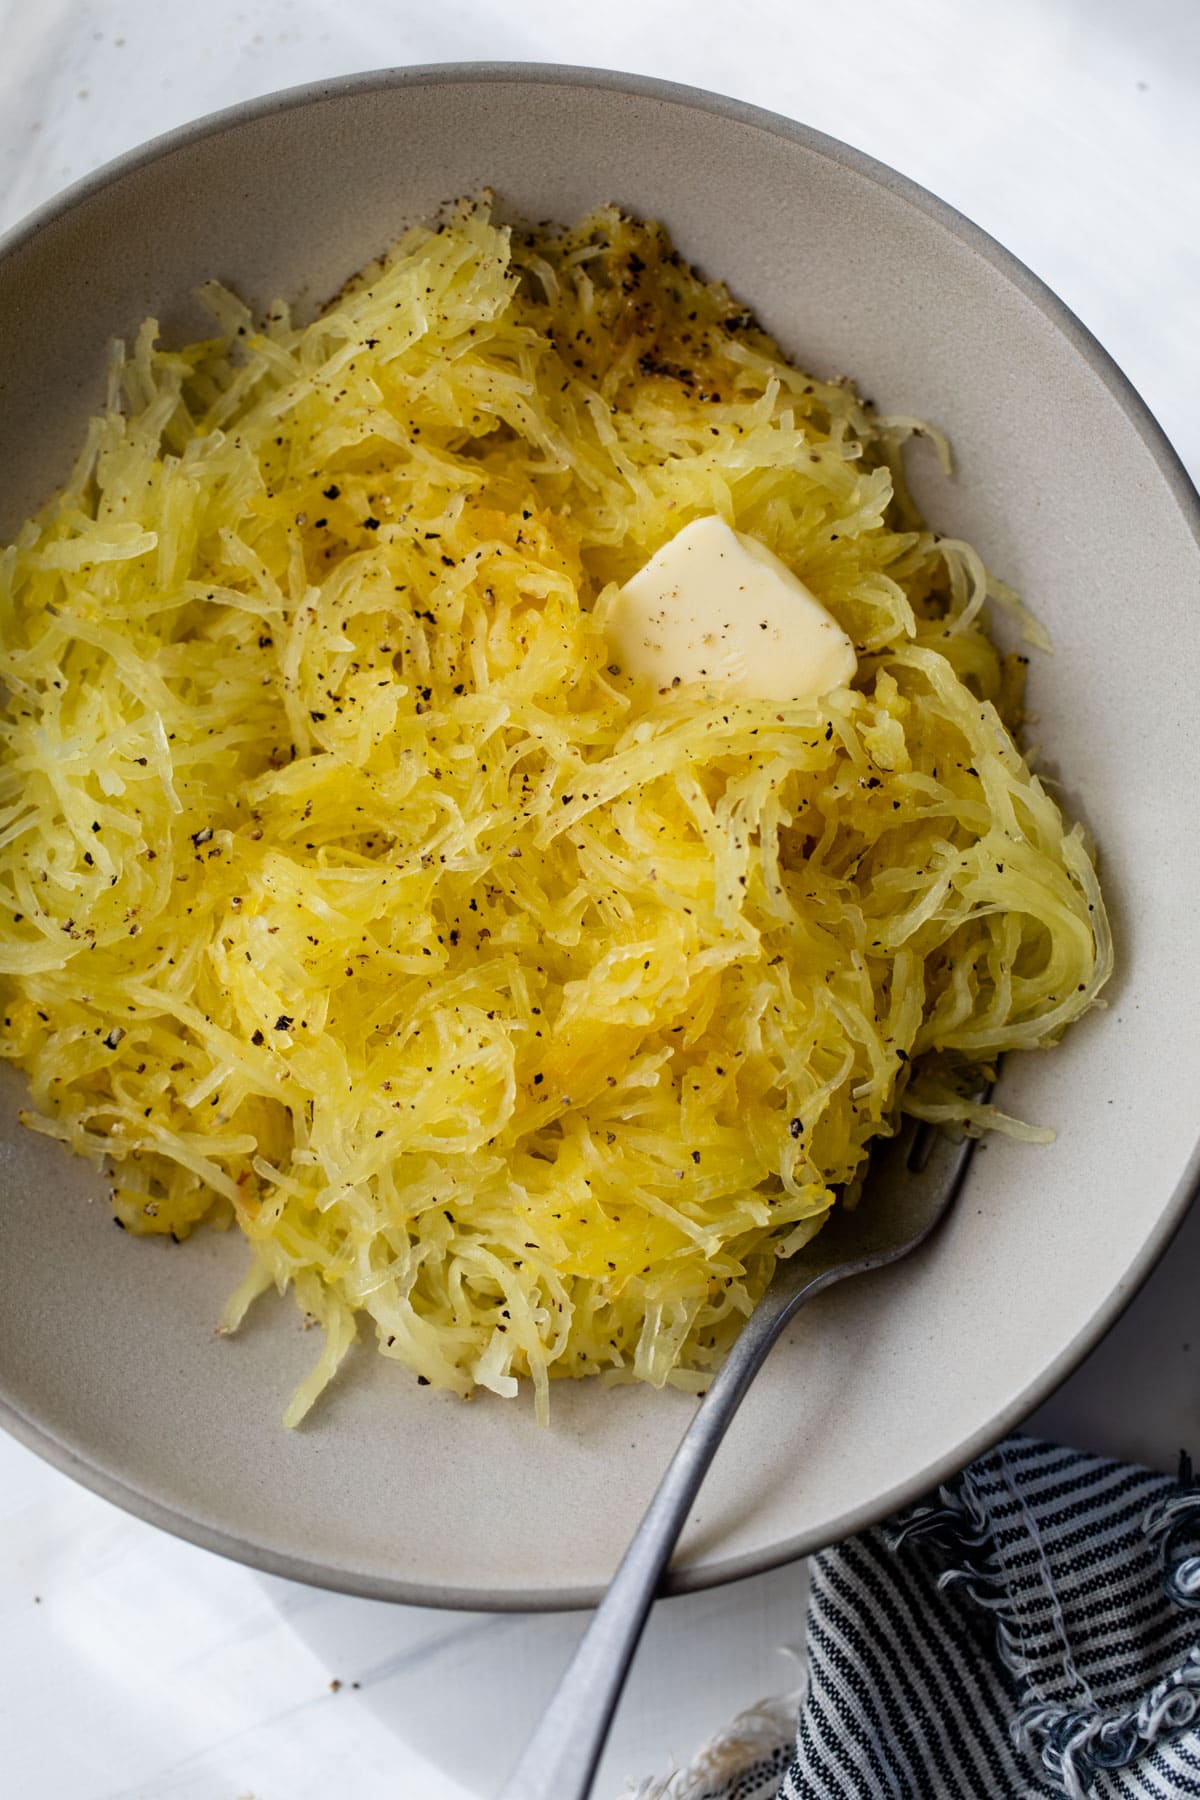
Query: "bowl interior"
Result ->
[[1, 68, 1198, 1608]]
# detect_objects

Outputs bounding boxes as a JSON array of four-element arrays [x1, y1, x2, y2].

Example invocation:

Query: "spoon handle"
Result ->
[[496, 1262, 836, 1800]]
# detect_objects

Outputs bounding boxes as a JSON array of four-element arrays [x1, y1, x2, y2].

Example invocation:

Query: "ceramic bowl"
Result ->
[[1, 65, 1198, 1609]]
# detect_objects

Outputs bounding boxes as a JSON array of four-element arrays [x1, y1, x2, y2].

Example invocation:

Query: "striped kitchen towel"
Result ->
[[626, 1437, 1200, 1800]]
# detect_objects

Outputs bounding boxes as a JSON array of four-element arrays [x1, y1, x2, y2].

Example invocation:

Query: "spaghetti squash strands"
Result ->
[[0, 206, 1110, 1422]]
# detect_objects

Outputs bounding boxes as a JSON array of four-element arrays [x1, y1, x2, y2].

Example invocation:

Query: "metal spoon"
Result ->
[[497, 1112, 978, 1800]]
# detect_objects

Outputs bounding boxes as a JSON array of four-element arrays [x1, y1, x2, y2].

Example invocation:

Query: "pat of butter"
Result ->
[[607, 516, 856, 704]]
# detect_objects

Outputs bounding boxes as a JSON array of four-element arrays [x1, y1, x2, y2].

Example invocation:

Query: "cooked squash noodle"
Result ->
[[0, 205, 1110, 1423]]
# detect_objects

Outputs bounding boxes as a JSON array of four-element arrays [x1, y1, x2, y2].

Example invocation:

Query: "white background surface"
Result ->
[[1, 4, 1198, 1798]]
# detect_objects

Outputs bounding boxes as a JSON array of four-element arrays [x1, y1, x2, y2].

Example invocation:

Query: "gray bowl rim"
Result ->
[[1, 60, 1198, 1614]]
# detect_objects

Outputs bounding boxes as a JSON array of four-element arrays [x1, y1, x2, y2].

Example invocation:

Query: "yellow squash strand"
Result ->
[[0, 206, 1111, 1423]]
